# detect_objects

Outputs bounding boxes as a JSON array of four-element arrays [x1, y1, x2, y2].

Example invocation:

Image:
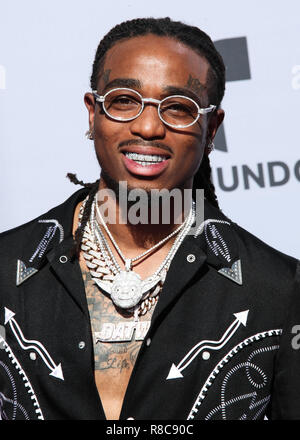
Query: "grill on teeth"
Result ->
[[125, 152, 167, 163]]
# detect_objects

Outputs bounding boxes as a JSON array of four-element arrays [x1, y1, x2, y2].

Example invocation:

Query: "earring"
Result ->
[[85, 128, 94, 140], [207, 140, 215, 153]]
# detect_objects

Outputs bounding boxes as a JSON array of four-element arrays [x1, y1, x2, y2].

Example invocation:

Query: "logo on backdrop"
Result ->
[[213, 37, 251, 153], [0, 65, 6, 90], [214, 160, 300, 192], [213, 38, 299, 192]]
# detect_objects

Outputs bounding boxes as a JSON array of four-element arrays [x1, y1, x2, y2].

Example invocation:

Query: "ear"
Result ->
[[84, 92, 96, 131], [206, 108, 225, 154]]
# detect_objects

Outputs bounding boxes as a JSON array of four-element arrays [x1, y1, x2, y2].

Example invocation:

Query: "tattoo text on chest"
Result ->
[[82, 267, 151, 372]]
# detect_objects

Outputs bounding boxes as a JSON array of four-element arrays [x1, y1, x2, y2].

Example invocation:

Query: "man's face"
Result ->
[[85, 35, 223, 193]]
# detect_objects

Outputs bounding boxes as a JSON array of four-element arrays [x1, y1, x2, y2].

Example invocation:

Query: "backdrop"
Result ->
[[1, 0, 299, 258]]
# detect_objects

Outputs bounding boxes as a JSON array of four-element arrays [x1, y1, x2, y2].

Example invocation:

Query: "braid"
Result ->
[[66, 173, 95, 189], [66, 173, 99, 257], [90, 17, 225, 207], [193, 155, 219, 209]]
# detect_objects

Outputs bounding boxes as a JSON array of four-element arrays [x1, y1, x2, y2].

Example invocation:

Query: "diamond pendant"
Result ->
[[112, 270, 144, 308], [94, 270, 161, 309]]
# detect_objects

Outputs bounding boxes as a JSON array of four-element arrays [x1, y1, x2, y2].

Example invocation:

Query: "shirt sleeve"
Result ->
[[267, 259, 300, 419]]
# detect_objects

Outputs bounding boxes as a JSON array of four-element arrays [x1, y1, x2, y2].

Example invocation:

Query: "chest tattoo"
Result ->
[[81, 265, 155, 372]]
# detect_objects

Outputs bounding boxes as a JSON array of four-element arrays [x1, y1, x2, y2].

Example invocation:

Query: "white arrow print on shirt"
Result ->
[[166, 310, 249, 380], [4, 307, 64, 380]]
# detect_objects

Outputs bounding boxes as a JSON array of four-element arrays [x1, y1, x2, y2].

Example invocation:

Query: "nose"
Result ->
[[130, 104, 166, 139]]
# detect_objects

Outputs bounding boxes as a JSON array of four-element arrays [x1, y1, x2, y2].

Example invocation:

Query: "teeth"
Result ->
[[136, 161, 149, 166], [125, 152, 167, 164]]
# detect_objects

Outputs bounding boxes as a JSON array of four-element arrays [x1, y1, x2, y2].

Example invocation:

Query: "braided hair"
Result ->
[[91, 18, 225, 111], [67, 173, 99, 256], [71, 17, 225, 254]]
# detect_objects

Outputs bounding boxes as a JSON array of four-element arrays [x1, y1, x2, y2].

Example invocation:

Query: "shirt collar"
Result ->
[[16, 190, 241, 286], [16, 188, 89, 285]]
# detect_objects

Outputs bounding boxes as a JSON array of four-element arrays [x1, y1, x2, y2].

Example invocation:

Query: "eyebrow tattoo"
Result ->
[[102, 78, 141, 93], [164, 85, 202, 103], [99, 76, 206, 105], [185, 74, 207, 96]]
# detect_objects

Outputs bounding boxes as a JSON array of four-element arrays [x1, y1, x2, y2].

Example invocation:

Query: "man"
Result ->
[[0, 17, 299, 420]]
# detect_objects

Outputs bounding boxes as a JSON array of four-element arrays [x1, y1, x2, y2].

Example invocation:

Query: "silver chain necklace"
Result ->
[[95, 192, 188, 272], [80, 196, 195, 343], [81, 194, 195, 311], [81, 216, 164, 319], [92, 194, 195, 311]]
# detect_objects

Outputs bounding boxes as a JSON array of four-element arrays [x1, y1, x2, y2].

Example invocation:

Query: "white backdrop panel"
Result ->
[[0, 0, 299, 257]]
